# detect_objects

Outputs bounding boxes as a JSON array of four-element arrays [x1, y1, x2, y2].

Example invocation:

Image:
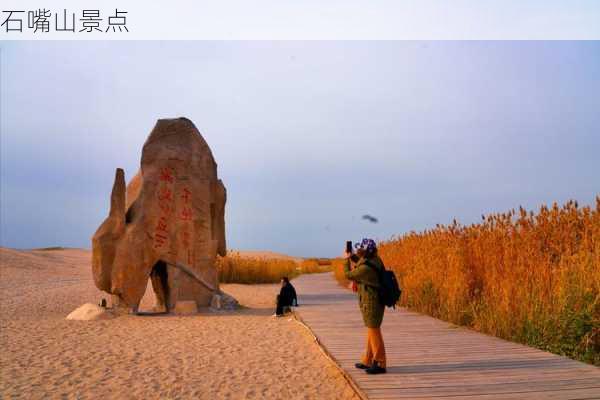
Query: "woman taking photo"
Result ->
[[344, 238, 387, 374]]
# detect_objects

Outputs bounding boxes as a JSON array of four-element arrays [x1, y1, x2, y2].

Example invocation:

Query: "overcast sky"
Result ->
[[1, 41, 599, 257]]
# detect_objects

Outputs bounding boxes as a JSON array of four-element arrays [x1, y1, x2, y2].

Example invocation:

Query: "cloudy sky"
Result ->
[[1, 41, 599, 257]]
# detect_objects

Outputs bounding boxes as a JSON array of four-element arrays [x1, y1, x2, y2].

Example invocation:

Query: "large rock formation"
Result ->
[[92, 118, 227, 313]]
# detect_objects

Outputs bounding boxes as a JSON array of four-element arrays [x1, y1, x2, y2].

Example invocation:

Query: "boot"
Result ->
[[354, 363, 370, 370], [365, 361, 386, 374]]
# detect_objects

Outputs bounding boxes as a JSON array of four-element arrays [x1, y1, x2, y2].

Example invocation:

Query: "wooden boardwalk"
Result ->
[[292, 273, 600, 400]]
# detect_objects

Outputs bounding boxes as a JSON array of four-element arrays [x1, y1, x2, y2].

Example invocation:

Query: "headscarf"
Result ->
[[355, 238, 377, 254]]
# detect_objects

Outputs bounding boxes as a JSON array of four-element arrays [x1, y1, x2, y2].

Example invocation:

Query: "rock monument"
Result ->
[[91, 118, 228, 313]]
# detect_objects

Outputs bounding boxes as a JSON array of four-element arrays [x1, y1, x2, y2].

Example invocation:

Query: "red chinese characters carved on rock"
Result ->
[[179, 187, 193, 221], [159, 167, 175, 183], [179, 186, 193, 264], [153, 167, 176, 250], [181, 187, 192, 203], [158, 186, 173, 213], [180, 206, 193, 221]]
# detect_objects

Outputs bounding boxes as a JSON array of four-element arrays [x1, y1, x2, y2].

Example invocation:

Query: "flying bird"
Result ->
[[362, 214, 378, 223]]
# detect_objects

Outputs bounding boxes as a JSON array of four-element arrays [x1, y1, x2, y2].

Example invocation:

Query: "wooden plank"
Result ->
[[369, 387, 600, 399], [292, 272, 600, 400]]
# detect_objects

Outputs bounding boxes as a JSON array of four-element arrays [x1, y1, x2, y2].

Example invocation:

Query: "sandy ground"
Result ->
[[0, 247, 358, 400]]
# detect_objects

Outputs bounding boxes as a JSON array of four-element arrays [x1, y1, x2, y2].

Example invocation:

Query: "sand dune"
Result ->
[[0, 247, 357, 400]]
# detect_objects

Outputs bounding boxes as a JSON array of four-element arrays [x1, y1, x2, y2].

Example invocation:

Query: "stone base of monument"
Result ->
[[109, 295, 139, 315], [174, 301, 199, 315], [210, 292, 239, 311], [153, 304, 168, 313], [66, 303, 115, 321]]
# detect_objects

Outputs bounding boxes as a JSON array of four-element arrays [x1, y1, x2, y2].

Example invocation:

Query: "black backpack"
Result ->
[[367, 260, 402, 308]]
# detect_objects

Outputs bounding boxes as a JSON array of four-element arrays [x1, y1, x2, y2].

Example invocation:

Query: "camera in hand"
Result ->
[[346, 240, 359, 262]]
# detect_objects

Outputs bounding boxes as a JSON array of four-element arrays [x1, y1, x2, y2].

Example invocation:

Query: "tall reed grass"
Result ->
[[335, 198, 600, 364], [217, 253, 329, 284], [332, 258, 351, 288]]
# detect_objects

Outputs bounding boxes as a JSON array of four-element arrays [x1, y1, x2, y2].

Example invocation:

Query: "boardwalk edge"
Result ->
[[292, 311, 369, 400]]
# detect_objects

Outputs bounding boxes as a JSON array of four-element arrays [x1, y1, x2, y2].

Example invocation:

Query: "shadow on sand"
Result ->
[[133, 306, 277, 318]]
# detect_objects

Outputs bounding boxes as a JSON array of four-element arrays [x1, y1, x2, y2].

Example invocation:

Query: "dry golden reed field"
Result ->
[[217, 252, 329, 284], [335, 198, 600, 365]]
